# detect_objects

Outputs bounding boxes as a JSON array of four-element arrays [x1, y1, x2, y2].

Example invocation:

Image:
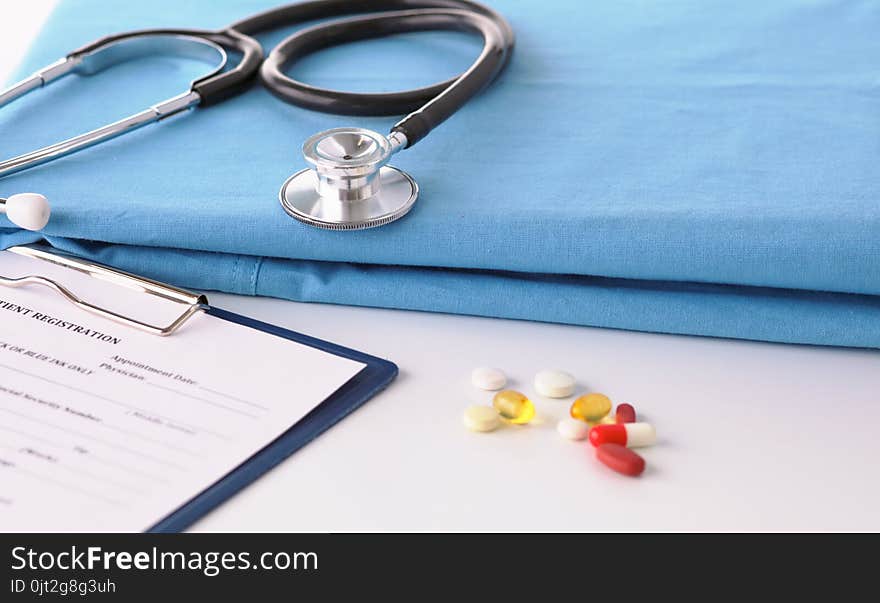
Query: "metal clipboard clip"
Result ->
[[0, 245, 207, 336]]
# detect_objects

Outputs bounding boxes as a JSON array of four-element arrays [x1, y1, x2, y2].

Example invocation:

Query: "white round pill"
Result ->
[[463, 405, 501, 432], [557, 418, 590, 441], [471, 367, 507, 391], [534, 369, 576, 398]]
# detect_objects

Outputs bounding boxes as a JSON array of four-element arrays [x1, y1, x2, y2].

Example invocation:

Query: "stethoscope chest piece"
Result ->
[[279, 127, 418, 230]]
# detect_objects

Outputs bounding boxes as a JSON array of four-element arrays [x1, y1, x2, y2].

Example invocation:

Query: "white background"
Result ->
[[2, 3, 879, 531]]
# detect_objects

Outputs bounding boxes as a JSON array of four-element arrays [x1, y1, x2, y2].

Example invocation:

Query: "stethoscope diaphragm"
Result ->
[[279, 128, 418, 230]]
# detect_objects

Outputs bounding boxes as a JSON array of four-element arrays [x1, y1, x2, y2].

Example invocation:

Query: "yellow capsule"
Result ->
[[595, 413, 617, 426], [570, 393, 612, 423], [492, 390, 535, 424]]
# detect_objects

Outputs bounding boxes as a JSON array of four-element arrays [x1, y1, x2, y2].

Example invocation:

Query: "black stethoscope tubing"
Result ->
[[73, 1, 513, 149], [67, 28, 264, 106], [229, 0, 514, 147]]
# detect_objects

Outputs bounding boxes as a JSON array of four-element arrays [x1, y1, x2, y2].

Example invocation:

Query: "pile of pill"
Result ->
[[464, 367, 657, 477]]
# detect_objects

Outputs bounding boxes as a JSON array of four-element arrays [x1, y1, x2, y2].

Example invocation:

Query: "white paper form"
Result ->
[[0, 250, 365, 531]]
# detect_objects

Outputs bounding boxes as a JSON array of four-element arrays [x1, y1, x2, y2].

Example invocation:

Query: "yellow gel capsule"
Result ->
[[595, 413, 618, 426], [570, 393, 612, 423], [492, 390, 535, 424]]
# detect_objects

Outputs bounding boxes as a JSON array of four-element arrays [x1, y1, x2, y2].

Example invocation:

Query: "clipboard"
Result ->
[[0, 244, 398, 533]]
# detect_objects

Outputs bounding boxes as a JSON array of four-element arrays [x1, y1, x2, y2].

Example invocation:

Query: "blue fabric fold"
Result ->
[[2, 0, 879, 347]]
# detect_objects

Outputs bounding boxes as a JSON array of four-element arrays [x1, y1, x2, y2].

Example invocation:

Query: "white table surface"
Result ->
[[4, 4, 880, 532]]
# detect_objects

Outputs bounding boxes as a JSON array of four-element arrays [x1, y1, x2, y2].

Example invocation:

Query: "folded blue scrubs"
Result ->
[[2, 0, 879, 348]]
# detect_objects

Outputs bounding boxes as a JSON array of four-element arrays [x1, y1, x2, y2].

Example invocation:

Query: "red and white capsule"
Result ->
[[588, 422, 656, 448]]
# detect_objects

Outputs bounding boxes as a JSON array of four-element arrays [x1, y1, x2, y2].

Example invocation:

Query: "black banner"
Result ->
[[0, 533, 870, 600]]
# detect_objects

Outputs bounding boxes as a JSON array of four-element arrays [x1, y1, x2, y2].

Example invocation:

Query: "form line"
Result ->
[[7, 465, 127, 508], [0, 362, 231, 440], [3, 443, 148, 495], [198, 385, 269, 411], [49, 458, 149, 495], [0, 424, 170, 484], [77, 449, 171, 485], [146, 382, 259, 418], [0, 424, 59, 448], [0, 406, 187, 471], [0, 386, 199, 457], [77, 416, 199, 457]]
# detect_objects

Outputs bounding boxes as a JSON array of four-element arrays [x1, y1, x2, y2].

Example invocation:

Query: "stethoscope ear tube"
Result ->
[[258, 12, 462, 116], [388, 10, 511, 147], [66, 28, 264, 107], [0, 30, 258, 182], [193, 29, 264, 106], [255, 5, 513, 148]]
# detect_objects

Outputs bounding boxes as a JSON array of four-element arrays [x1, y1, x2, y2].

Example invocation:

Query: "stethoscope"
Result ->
[[0, 1, 513, 232]]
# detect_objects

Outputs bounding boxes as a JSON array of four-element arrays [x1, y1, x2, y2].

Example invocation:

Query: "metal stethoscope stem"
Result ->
[[0, 32, 257, 180]]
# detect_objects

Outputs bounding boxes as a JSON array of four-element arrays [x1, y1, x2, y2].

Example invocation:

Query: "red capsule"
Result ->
[[595, 443, 645, 477], [616, 403, 636, 424]]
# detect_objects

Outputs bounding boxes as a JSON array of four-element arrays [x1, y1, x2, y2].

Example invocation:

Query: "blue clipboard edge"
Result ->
[[147, 306, 398, 533]]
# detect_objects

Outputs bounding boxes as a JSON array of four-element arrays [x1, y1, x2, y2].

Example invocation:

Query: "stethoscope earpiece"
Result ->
[[279, 128, 418, 230], [0, 192, 51, 231]]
